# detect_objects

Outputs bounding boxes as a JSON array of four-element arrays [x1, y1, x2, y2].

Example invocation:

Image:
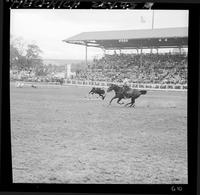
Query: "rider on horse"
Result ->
[[122, 78, 130, 97]]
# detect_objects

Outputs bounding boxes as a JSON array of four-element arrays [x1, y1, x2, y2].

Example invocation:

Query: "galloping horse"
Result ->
[[107, 84, 147, 107], [89, 87, 106, 100]]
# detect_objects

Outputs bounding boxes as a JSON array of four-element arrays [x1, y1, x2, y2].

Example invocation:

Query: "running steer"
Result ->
[[89, 87, 106, 100], [107, 84, 147, 107]]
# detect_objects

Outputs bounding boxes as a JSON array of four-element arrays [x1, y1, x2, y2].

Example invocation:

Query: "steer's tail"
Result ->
[[140, 90, 147, 95]]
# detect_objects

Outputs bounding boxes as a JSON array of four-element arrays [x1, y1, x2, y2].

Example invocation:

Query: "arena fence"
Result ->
[[12, 80, 187, 91], [64, 79, 187, 91]]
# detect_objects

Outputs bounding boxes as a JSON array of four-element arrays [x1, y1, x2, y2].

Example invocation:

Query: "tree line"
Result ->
[[10, 36, 47, 76]]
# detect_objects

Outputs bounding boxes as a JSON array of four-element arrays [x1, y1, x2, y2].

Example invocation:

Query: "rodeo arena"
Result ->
[[10, 27, 188, 184]]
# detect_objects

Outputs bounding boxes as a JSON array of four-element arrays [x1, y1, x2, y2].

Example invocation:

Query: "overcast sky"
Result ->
[[10, 9, 189, 60]]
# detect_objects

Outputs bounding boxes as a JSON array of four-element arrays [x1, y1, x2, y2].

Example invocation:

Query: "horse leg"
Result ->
[[125, 102, 131, 107], [89, 92, 93, 99], [89, 92, 94, 97], [125, 99, 132, 107], [99, 94, 104, 100], [109, 96, 117, 105], [129, 98, 135, 107], [132, 99, 136, 107], [117, 97, 124, 104]]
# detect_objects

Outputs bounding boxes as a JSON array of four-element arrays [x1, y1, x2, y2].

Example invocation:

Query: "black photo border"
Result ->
[[0, 1, 200, 195]]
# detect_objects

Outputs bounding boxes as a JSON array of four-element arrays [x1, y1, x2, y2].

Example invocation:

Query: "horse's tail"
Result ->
[[140, 90, 147, 95]]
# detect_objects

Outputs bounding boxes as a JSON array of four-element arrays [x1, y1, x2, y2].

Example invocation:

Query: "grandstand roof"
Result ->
[[63, 27, 188, 49], [65, 27, 187, 41]]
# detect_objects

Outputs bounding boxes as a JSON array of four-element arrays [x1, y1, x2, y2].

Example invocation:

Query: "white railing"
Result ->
[[64, 79, 187, 91], [11, 80, 187, 91]]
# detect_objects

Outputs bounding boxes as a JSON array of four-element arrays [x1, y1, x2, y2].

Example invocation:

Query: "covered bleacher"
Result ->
[[63, 27, 188, 91], [63, 27, 188, 57]]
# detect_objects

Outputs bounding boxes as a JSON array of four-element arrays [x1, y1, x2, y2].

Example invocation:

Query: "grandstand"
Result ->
[[10, 28, 188, 90], [63, 27, 188, 90], [63, 27, 188, 60]]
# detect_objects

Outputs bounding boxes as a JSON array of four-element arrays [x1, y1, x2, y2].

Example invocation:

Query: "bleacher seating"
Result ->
[[75, 53, 187, 85]]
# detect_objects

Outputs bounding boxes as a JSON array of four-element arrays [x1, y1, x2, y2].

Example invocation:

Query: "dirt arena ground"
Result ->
[[10, 82, 187, 184]]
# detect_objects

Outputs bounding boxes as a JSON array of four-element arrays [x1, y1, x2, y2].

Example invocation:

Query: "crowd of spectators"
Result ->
[[10, 70, 64, 83], [10, 53, 187, 86], [75, 53, 187, 85]]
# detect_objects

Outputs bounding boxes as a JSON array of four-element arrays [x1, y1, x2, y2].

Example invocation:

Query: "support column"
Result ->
[[140, 48, 143, 67], [102, 49, 106, 56], [85, 43, 88, 66], [152, 10, 155, 29]]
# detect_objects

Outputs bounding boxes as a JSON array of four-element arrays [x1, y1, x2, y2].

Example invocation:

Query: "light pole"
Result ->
[[152, 9, 155, 29]]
